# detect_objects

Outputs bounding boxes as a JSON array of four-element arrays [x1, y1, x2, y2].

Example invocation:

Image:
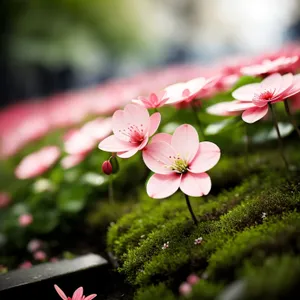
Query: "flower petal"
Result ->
[[189, 142, 221, 173], [98, 135, 135, 152], [171, 124, 199, 161], [112, 110, 129, 141], [149, 112, 161, 137], [54, 285, 68, 300], [242, 105, 269, 123], [117, 147, 139, 158], [164, 82, 187, 104], [206, 102, 239, 116], [185, 77, 207, 97], [142, 141, 176, 174], [84, 295, 97, 300], [147, 173, 181, 199], [227, 101, 256, 112], [232, 83, 260, 101], [151, 133, 172, 144], [284, 74, 300, 98], [72, 287, 83, 300], [260, 73, 282, 92], [124, 103, 150, 130], [180, 172, 211, 197]]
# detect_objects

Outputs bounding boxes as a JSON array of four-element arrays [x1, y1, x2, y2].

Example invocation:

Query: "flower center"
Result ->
[[119, 124, 145, 143], [253, 89, 274, 102], [167, 154, 189, 174]]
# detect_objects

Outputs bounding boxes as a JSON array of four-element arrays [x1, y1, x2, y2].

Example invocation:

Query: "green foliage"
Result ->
[[134, 283, 176, 300]]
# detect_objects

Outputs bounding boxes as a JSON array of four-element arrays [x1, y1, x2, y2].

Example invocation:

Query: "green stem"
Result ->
[[268, 103, 289, 170], [154, 108, 159, 113], [244, 124, 250, 169], [284, 100, 300, 138], [184, 193, 198, 225], [108, 176, 114, 205], [190, 103, 205, 140]]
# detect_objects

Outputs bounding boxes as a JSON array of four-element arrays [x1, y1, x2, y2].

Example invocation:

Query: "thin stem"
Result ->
[[184, 193, 198, 225], [244, 124, 250, 169], [284, 100, 300, 138], [108, 176, 115, 205], [268, 103, 289, 170], [190, 103, 205, 140]]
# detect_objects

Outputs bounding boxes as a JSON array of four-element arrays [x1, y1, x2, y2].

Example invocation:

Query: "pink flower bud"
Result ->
[[179, 282, 192, 296], [19, 214, 33, 227], [19, 261, 32, 269], [0, 192, 11, 208], [34, 250, 47, 261], [102, 160, 113, 175], [187, 273, 200, 285]]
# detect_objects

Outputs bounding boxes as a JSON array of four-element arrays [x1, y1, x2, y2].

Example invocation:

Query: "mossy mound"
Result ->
[[106, 146, 300, 299]]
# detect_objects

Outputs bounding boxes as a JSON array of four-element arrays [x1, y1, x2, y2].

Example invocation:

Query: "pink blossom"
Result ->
[[206, 102, 240, 117], [61, 153, 86, 169], [18, 213, 33, 227], [227, 73, 300, 123], [15, 146, 60, 179], [34, 250, 47, 261], [164, 77, 217, 105], [179, 282, 192, 296], [99, 104, 161, 158], [0, 192, 11, 208], [19, 261, 32, 269], [143, 124, 220, 198], [186, 274, 200, 285], [132, 91, 169, 109], [241, 56, 299, 76], [27, 239, 43, 253], [54, 284, 97, 300]]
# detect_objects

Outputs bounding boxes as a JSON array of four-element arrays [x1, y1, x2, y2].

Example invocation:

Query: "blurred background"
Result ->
[[1, 0, 300, 106]]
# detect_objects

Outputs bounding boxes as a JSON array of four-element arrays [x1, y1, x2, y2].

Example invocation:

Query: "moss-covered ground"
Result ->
[[105, 142, 300, 299]]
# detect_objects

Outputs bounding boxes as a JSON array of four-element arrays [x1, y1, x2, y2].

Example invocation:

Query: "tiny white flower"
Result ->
[[262, 212, 267, 219], [194, 237, 203, 245], [162, 241, 169, 250]]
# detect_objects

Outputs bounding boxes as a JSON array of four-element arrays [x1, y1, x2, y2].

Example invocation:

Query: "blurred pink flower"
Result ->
[[34, 250, 47, 261], [19, 213, 33, 227], [64, 130, 95, 155], [99, 104, 161, 158], [187, 274, 200, 285], [61, 153, 86, 169], [179, 282, 192, 296], [228, 73, 300, 123], [19, 261, 32, 269], [206, 102, 240, 116], [54, 285, 97, 300], [132, 91, 169, 109], [241, 56, 299, 76], [0, 192, 11, 208], [15, 146, 60, 179], [27, 239, 43, 253], [143, 124, 220, 198]]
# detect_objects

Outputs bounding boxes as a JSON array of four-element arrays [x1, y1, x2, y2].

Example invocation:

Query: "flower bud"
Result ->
[[102, 160, 113, 175]]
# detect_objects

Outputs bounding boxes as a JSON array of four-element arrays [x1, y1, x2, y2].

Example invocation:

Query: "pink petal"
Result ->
[[240, 65, 267, 76], [61, 154, 86, 169], [164, 83, 187, 104], [260, 73, 282, 92], [185, 77, 207, 97], [148, 112, 161, 137], [117, 147, 139, 158], [81, 117, 112, 141], [98, 135, 135, 152], [54, 285, 68, 300], [189, 142, 221, 173], [124, 103, 150, 130], [206, 102, 240, 116], [112, 110, 129, 141], [242, 106, 269, 123], [147, 173, 181, 199], [232, 83, 260, 101], [276, 73, 293, 96], [72, 287, 83, 300], [142, 141, 176, 174], [138, 136, 149, 150], [180, 172, 211, 197], [171, 124, 199, 161], [84, 295, 97, 300], [284, 74, 300, 98], [227, 101, 256, 112], [131, 98, 147, 107], [151, 133, 172, 144]]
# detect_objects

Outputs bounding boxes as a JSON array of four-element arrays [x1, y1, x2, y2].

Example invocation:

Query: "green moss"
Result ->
[[187, 280, 224, 300], [134, 283, 176, 300]]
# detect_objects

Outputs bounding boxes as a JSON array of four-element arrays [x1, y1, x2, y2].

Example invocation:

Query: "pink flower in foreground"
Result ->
[[19, 261, 32, 269], [0, 192, 11, 208], [15, 146, 60, 179], [227, 73, 300, 123], [54, 284, 97, 300], [19, 213, 33, 227], [241, 56, 299, 76], [164, 77, 217, 105], [99, 104, 161, 158], [132, 91, 169, 109], [143, 124, 220, 198]]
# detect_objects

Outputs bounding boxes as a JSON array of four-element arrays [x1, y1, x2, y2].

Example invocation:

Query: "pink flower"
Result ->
[[19, 261, 32, 269], [102, 160, 113, 175], [132, 91, 169, 109], [186, 274, 200, 285], [164, 77, 217, 105], [98, 104, 161, 158], [0, 192, 11, 208], [206, 102, 240, 116], [61, 153, 86, 169], [34, 250, 47, 261], [228, 73, 300, 123], [142, 124, 220, 198], [27, 239, 43, 253], [54, 284, 97, 300], [19, 213, 33, 227], [15, 146, 60, 179], [179, 282, 192, 296], [241, 56, 299, 76]]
